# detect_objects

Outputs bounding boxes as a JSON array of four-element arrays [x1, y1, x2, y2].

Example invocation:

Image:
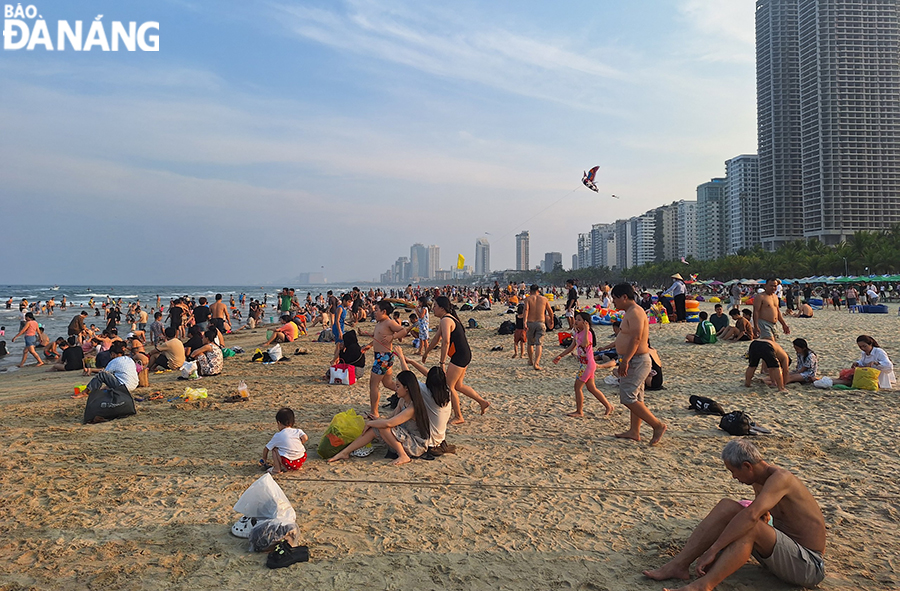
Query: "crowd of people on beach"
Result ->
[[3, 275, 896, 589]]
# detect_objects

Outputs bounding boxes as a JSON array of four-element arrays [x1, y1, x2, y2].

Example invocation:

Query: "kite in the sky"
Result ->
[[582, 166, 599, 192], [680, 256, 690, 265]]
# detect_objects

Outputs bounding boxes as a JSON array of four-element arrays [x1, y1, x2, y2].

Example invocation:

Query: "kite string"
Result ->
[[495, 187, 580, 241]]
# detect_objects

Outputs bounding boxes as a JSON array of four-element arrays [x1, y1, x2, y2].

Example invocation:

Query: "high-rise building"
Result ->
[[409, 243, 427, 280], [697, 178, 728, 260], [590, 223, 617, 269], [572, 254, 579, 270], [632, 213, 656, 267], [757, 0, 804, 249], [577, 232, 592, 269], [474, 237, 490, 276], [392, 256, 411, 282], [426, 245, 440, 279], [515, 231, 530, 271], [614, 218, 633, 270], [757, 0, 900, 248], [543, 252, 562, 272], [725, 156, 760, 253]]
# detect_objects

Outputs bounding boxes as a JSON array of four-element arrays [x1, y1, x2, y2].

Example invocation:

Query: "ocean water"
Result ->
[[0, 284, 363, 371]]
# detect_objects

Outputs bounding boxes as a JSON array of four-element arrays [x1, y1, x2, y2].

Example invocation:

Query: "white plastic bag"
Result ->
[[268, 344, 283, 362], [233, 474, 298, 552], [180, 361, 198, 379], [233, 473, 296, 523]]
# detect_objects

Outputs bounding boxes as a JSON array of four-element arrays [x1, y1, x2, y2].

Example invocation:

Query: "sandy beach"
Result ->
[[0, 300, 898, 590]]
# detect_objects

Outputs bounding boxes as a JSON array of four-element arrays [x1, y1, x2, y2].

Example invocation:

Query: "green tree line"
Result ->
[[508, 228, 900, 288]]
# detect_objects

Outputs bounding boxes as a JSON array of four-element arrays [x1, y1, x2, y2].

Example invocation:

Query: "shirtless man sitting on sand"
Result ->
[[753, 279, 790, 341], [523, 284, 554, 371], [644, 438, 825, 591], [611, 283, 666, 446]]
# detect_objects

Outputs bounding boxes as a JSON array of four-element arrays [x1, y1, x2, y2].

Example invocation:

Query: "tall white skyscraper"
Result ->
[[516, 231, 530, 271], [725, 155, 760, 254], [426, 245, 440, 279], [474, 237, 490, 275]]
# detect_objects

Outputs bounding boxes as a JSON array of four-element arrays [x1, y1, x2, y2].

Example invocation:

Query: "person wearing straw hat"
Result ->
[[663, 273, 687, 322]]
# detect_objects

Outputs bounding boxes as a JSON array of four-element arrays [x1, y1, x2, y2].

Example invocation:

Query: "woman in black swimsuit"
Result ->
[[423, 296, 489, 425]]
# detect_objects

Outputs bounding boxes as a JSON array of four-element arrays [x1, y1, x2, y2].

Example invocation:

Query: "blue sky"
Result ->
[[0, 0, 757, 284]]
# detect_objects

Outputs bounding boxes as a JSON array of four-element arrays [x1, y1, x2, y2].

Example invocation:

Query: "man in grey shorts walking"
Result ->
[[611, 283, 666, 446], [644, 438, 826, 590], [523, 284, 553, 371]]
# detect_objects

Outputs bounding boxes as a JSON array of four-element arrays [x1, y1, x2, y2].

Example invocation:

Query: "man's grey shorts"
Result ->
[[526, 322, 545, 346], [753, 528, 825, 588], [619, 353, 651, 405]]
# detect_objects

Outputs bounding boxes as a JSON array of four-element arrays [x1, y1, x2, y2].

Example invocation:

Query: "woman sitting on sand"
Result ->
[[832, 335, 896, 389], [188, 329, 224, 377], [328, 370, 432, 466], [394, 345, 454, 454], [772, 338, 818, 385]]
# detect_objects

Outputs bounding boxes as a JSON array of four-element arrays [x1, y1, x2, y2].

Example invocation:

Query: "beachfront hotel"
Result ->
[[757, 0, 900, 249]]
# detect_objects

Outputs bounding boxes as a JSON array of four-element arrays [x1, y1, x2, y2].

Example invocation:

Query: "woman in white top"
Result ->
[[854, 335, 895, 389]]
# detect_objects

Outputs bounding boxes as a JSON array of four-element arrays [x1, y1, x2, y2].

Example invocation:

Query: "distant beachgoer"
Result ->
[[148, 327, 186, 371], [754, 279, 790, 340], [663, 274, 687, 322], [523, 284, 554, 370], [266, 315, 298, 345], [684, 311, 717, 344], [643, 439, 826, 590], [50, 336, 84, 372], [718, 309, 752, 341], [511, 303, 526, 359], [210, 294, 230, 342], [565, 279, 578, 329], [189, 329, 224, 377], [11, 312, 43, 368], [709, 304, 729, 335], [553, 312, 614, 417], [79, 341, 138, 398]]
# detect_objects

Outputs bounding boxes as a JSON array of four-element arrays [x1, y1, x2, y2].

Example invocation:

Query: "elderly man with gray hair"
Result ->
[[644, 439, 826, 590]]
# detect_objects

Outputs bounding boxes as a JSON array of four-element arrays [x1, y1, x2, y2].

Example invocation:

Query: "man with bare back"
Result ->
[[523, 284, 554, 371], [210, 294, 231, 345], [753, 279, 790, 341], [361, 301, 409, 417], [611, 283, 666, 446], [644, 438, 825, 590]]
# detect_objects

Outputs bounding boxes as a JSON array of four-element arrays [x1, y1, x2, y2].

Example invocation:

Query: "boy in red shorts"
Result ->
[[262, 407, 308, 474]]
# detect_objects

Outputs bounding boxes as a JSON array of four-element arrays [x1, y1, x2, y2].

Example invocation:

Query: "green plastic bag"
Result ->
[[317, 409, 366, 459]]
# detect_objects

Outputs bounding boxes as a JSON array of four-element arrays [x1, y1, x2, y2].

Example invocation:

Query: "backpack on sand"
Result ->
[[688, 395, 726, 416]]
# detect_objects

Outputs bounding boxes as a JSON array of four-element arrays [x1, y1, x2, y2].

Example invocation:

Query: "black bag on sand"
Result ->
[[719, 411, 753, 436], [83, 386, 136, 424], [497, 321, 515, 335], [688, 395, 726, 416]]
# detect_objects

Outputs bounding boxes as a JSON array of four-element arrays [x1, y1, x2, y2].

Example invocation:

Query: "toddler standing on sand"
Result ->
[[261, 407, 308, 474], [553, 312, 614, 417]]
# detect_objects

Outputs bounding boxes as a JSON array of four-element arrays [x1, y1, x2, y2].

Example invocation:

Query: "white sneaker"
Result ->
[[813, 377, 833, 389], [603, 375, 619, 386]]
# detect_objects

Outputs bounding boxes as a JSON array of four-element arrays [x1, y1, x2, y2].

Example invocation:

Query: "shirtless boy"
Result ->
[[361, 301, 409, 416], [644, 438, 825, 590], [753, 279, 790, 341], [611, 283, 666, 446], [523, 284, 554, 370]]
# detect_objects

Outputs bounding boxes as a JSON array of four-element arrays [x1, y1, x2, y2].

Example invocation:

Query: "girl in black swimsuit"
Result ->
[[423, 296, 489, 425]]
